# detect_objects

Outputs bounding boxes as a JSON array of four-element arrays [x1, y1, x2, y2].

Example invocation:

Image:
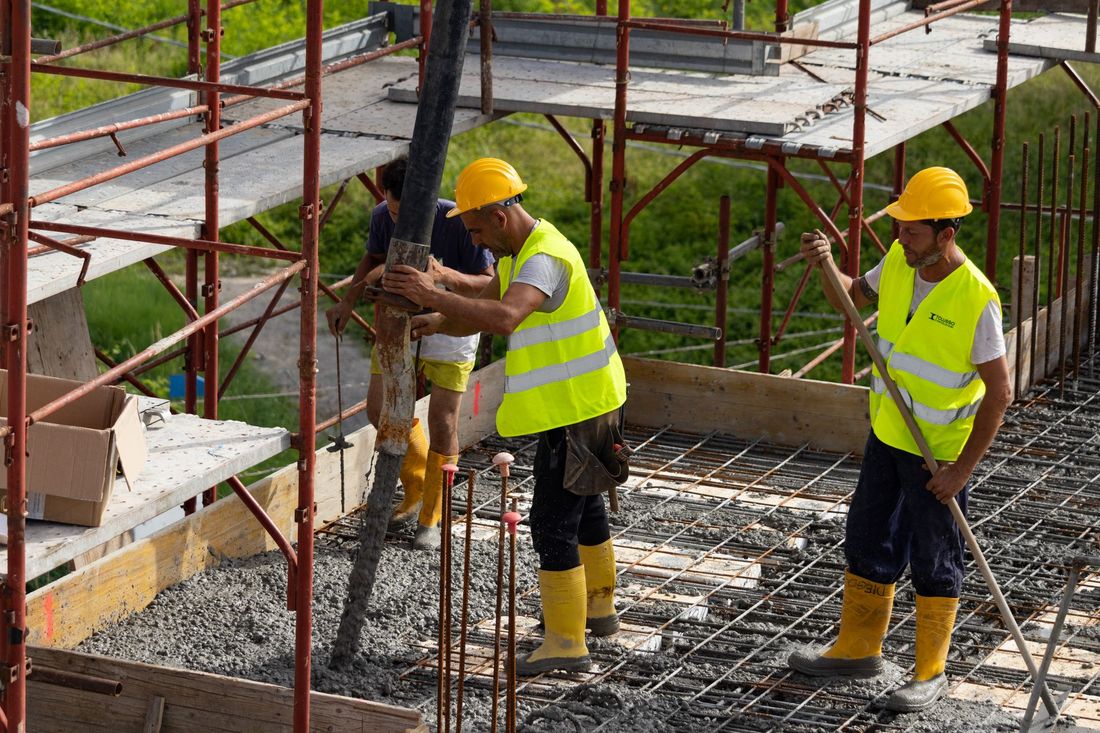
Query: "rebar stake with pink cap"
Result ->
[[503, 499, 522, 733], [489, 451, 513, 733], [438, 462, 459, 733]]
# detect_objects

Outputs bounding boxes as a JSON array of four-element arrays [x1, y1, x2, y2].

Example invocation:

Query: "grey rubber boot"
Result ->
[[586, 614, 620, 637], [412, 524, 440, 551], [885, 674, 947, 712], [388, 504, 419, 529], [535, 613, 621, 637], [788, 646, 884, 677], [514, 652, 592, 676]]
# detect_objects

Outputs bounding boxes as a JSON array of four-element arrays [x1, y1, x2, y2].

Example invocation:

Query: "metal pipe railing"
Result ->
[[29, 104, 209, 152], [0, 261, 307, 436], [30, 63, 305, 102], [30, 220, 302, 262], [16, 100, 307, 213], [623, 18, 857, 49]]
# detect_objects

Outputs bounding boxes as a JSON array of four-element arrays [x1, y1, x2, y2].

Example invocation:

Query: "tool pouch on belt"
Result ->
[[563, 409, 630, 496]]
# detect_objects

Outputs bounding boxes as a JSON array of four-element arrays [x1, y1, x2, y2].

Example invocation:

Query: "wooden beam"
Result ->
[[142, 696, 165, 733], [622, 356, 870, 454], [27, 288, 98, 381], [27, 646, 425, 733]]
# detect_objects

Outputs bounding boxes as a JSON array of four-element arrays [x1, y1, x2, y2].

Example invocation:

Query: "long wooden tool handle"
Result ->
[[817, 249, 1060, 718]]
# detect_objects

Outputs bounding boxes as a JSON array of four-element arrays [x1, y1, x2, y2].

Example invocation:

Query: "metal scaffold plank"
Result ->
[[26, 204, 196, 305], [30, 124, 297, 211], [802, 12, 1047, 88], [388, 56, 853, 136], [98, 133, 399, 223], [983, 13, 1099, 63], [0, 397, 289, 581]]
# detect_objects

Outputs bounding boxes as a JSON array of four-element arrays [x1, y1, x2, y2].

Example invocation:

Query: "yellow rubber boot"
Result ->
[[412, 450, 458, 551], [886, 595, 958, 712], [789, 570, 894, 677], [516, 567, 592, 676], [579, 540, 620, 636], [390, 419, 428, 527]]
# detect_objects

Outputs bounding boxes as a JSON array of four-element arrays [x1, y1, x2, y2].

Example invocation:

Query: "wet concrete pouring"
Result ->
[[80, 370, 1100, 732]]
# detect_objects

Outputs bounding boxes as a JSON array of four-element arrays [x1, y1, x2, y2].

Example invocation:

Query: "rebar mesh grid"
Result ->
[[317, 358, 1100, 732]]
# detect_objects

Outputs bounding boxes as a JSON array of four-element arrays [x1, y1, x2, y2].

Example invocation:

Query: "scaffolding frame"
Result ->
[[4, 0, 1100, 731], [0, 1, 437, 730], [554, 0, 1014, 384]]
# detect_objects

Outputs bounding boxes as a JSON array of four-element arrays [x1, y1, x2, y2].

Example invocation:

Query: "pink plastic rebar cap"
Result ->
[[441, 463, 459, 486], [492, 452, 514, 478], [502, 510, 522, 535]]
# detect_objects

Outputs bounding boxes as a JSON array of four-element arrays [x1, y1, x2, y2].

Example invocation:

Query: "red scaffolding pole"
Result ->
[[2, 0, 33, 725], [596, 0, 1012, 381]]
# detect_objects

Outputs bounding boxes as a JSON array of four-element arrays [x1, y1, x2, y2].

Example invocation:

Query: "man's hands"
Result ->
[[382, 264, 438, 307], [926, 461, 970, 504], [800, 230, 832, 268], [326, 300, 353, 338], [411, 312, 445, 340]]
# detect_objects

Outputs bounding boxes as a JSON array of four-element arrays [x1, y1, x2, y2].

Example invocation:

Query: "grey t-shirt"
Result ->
[[510, 253, 570, 312]]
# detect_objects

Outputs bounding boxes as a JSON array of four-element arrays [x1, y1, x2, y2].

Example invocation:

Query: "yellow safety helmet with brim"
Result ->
[[885, 166, 973, 222], [446, 157, 528, 218]]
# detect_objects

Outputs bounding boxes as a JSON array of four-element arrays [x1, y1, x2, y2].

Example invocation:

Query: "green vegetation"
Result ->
[[43, 0, 1100, 434]]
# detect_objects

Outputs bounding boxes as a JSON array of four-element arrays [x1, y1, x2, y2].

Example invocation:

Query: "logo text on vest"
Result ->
[[928, 312, 956, 328]]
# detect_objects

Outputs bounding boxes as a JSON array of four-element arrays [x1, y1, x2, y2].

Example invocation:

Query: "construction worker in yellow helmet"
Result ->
[[789, 166, 1013, 712], [384, 157, 629, 676]]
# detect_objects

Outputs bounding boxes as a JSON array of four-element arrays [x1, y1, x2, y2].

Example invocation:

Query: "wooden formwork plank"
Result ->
[[622, 356, 869, 454], [27, 288, 99, 381], [27, 646, 425, 733], [1004, 279, 1092, 397]]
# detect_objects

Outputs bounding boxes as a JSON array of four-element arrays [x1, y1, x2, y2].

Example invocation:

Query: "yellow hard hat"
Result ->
[[446, 157, 528, 218], [885, 166, 973, 221]]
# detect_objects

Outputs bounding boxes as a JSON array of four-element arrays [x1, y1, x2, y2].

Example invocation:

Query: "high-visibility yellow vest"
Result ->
[[869, 241, 999, 461], [496, 220, 627, 437]]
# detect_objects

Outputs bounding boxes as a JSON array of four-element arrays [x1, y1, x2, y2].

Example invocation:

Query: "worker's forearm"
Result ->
[[442, 271, 493, 298], [342, 255, 376, 306], [421, 288, 517, 336], [436, 315, 481, 337], [818, 267, 854, 313], [952, 394, 1011, 475]]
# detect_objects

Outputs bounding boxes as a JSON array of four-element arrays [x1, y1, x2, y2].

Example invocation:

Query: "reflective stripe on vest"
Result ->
[[496, 220, 627, 437], [505, 333, 617, 394], [870, 376, 982, 425], [507, 305, 602, 351], [887, 352, 978, 390], [869, 241, 998, 461]]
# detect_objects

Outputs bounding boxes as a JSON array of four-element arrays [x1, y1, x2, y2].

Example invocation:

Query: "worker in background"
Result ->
[[383, 158, 629, 676], [326, 156, 494, 551], [788, 167, 1012, 712]]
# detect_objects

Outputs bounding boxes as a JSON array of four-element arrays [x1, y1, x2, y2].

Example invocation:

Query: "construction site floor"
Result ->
[[76, 359, 1100, 731]]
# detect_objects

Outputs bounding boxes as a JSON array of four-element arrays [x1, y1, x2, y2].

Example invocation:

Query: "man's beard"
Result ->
[[913, 246, 945, 268]]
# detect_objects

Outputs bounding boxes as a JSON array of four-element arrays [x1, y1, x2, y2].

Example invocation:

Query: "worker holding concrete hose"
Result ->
[[326, 156, 495, 551], [383, 157, 629, 676], [789, 166, 1013, 712]]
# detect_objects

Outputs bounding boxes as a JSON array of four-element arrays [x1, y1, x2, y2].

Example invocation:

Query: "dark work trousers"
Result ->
[[529, 426, 611, 572], [845, 431, 969, 598]]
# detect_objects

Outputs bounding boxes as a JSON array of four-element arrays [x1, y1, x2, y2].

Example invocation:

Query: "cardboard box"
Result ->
[[0, 370, 147, 527]]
